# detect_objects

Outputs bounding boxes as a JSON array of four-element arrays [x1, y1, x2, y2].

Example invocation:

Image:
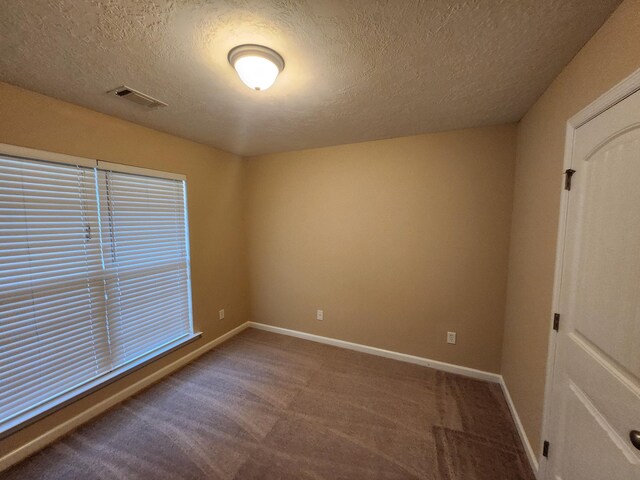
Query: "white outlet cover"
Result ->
[[316, 309, 324, 321], [447, 331, 457, 344], [219, 309, 225, 320]]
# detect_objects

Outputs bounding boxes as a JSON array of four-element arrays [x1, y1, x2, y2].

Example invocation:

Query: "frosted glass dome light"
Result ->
[[228, 45, 285, 91]]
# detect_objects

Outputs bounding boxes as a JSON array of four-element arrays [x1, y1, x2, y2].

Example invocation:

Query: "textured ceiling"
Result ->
[[0, 0, 621, 156]]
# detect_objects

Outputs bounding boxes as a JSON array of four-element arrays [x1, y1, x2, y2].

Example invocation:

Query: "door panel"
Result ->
[[557, 383, 636, 480], [572, 127, 640, 378], [564, 334, 640, 461], [547, 89, 640, 479]]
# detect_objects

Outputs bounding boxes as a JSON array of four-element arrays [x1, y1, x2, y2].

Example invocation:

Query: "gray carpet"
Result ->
[[1, 328, 535, 479]]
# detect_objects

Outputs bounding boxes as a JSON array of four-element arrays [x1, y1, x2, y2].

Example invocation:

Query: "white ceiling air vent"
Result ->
[[108, 85, 167, 109]]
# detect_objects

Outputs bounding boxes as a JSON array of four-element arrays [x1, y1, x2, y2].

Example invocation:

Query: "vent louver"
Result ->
[[108, 85, 167, 109]]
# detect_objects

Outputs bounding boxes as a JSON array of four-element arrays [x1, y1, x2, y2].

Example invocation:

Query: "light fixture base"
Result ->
[[228, 44, 285, 73]]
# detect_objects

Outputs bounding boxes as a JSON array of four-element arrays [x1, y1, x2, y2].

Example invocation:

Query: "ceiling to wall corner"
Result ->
[[0, 0, 622, 156]]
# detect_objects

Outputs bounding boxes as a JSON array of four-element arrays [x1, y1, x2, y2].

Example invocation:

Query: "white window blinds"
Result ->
[[98, 169, 192, 367], [0, 156, 109, 424], [0, 152, 193, 434]]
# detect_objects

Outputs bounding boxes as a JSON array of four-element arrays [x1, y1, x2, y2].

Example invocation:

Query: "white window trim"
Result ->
[[0, 144, 187, 182], [0, 142, 199, 438], [0, 143, 96, 168], [97, 160, 186, 181]]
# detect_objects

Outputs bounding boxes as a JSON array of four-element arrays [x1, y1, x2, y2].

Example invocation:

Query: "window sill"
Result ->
[[0, 332, 202, 440]]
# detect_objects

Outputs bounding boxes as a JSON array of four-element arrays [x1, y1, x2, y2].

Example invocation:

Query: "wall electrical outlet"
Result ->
[[447, 331, 457, 344], [219, 309, 225, 320], [316, 309, 324, 321]]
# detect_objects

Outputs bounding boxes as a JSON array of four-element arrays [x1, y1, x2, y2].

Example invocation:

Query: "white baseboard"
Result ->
[[247, 322, 502, 383], [500, 377, 540, 477], [0, 321, 250, 472]]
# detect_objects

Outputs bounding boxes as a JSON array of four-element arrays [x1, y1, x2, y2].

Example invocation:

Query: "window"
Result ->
[[97, 165, 193, 366], [0, 146, 196, 436]]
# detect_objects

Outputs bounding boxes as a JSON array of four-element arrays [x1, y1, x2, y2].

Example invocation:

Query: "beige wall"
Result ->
[[245, 125, 517, 373], [0, 81, 249, 456], [501, 0, 640, 456]]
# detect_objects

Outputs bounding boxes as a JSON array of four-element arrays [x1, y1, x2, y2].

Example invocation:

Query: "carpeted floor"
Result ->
[[2, 328, 535, 479]]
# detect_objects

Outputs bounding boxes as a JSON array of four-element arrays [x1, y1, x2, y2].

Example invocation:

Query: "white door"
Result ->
[[546, 88, 640, 479]]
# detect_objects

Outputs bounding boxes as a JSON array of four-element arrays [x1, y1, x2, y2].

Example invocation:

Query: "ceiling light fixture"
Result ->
[[228, 44, 285, 91]]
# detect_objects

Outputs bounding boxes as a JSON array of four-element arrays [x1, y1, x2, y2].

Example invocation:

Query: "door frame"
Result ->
[[539, 66, 640, 480]]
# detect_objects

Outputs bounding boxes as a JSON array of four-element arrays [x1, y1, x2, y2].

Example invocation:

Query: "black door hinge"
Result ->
[[553, 313, 560, 331], [543, 440, 550, 458], [564, 169, 576, 190]]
